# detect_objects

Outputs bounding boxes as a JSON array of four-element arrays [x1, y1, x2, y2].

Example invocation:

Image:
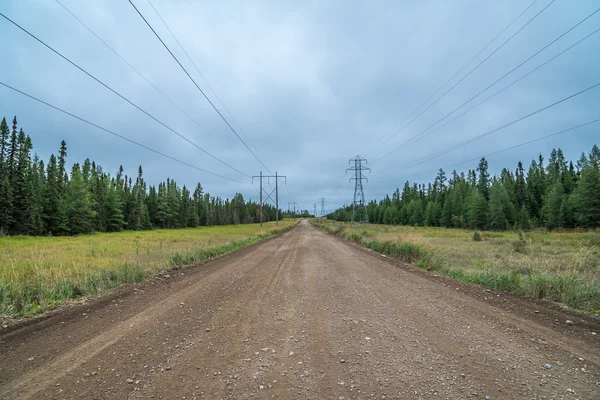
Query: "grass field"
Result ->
[[0, 220, 297, 317], [312, 220, 600, 313]]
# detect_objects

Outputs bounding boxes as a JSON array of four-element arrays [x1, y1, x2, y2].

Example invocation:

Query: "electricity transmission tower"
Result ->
[[252, 172, 287, 227], [319, 198, 326, 217], [287, 202, 297, 214], [313, 203, 317, 218], [347, 155, 370, 225]]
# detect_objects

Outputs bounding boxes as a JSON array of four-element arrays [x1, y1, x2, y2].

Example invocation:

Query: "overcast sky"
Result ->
[[1, 0, 599, 213]]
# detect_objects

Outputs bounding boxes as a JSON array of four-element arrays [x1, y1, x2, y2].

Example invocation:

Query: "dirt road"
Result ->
[[1, 221, 599, 399]]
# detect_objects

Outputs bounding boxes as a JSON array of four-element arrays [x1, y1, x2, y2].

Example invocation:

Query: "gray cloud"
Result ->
[[1, 0, 599, 214]]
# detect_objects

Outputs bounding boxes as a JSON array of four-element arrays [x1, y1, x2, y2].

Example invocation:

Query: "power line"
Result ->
[[0, 81, 249, 184], [366, 0, 540, 156], [127, 0, 273, 175], [405, 118, 600, 181], [53, 0, 227, 149], [145, 0, 260, 155], [374, 81, 600, 181], [373, 8, 600, 163], [369, 0, 555, 161], [399, 25, 600, 155], [0, 11, 250, 179]]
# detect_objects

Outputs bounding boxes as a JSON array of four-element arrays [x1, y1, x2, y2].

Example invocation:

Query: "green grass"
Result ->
[[312, 220, 600, 313], [0, 220, 298, 317]]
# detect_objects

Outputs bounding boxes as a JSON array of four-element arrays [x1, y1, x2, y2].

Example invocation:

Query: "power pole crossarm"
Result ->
[[252, 172, 287, 227]]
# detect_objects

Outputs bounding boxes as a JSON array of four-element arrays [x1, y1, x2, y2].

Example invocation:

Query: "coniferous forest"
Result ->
[[329, 144, 600, 230], [0, 116, 303, 236]]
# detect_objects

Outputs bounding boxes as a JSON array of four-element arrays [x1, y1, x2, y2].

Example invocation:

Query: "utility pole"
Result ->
[[319, 198, 326, 218], [347, 155, 371, 225], [313, 203, 317, 218], [252, 171, 287, 227]]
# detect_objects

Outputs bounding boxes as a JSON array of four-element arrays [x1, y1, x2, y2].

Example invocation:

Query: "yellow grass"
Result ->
[[0, 220, 297, 316]]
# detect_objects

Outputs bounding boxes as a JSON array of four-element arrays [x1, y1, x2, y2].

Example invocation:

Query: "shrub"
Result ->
[[472, 231, 482, 241], [511, 232, 528, 253]]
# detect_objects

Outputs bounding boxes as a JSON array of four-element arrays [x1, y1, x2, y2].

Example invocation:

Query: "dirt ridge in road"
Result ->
[[1, 221, 599, 399]]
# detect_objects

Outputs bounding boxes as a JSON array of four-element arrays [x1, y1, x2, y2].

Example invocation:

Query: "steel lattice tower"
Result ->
[[347, 155, 370, 225], [319, 198, 326, 217]]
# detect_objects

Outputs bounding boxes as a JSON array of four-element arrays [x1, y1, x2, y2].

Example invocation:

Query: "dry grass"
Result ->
[[333, 222, 600, 283], [0, 220, 297, 316]]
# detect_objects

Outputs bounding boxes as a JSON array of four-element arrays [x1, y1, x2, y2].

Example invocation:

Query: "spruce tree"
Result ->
[[467, 191, 487, 230], [514, 161, 527, 208], [11, 130, 33, 234], [574, 160, 600, 228], [487, 182, 508, 230], [104, 180, 125, 232], [43, 154, 62, 234], [57, 140, 68, 192], [543, 183, 564, 230], [0, 117, 9, 178], [0, 176, 13, 234], [518, 204, 532, 231], [64, 164, 95, 234], [25, 157, 46, 235], [7, 116, 18, 182], [477, 158, 490, 200], [560, 194, 576, 228]]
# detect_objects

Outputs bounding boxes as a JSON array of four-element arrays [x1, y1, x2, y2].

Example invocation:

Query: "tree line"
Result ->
[[0, 116, 304, 236], [329, 144, 600, 230]]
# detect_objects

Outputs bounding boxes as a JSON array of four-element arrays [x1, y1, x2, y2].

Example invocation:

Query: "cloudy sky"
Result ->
[[1, 0, 599, 213]]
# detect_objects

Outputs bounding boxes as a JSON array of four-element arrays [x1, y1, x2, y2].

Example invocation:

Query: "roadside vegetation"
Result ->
[[0, 220, 297, 317], [312, 220, 600, 314]]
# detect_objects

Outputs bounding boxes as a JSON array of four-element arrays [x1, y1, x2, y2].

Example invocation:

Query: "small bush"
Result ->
[[511, 232, 528, 253], [332, 224, 344, 235], [472, 231, 482, 241]]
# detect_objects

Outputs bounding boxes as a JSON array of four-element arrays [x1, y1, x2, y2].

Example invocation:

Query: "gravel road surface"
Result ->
[[1, 220, 599, 399]]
